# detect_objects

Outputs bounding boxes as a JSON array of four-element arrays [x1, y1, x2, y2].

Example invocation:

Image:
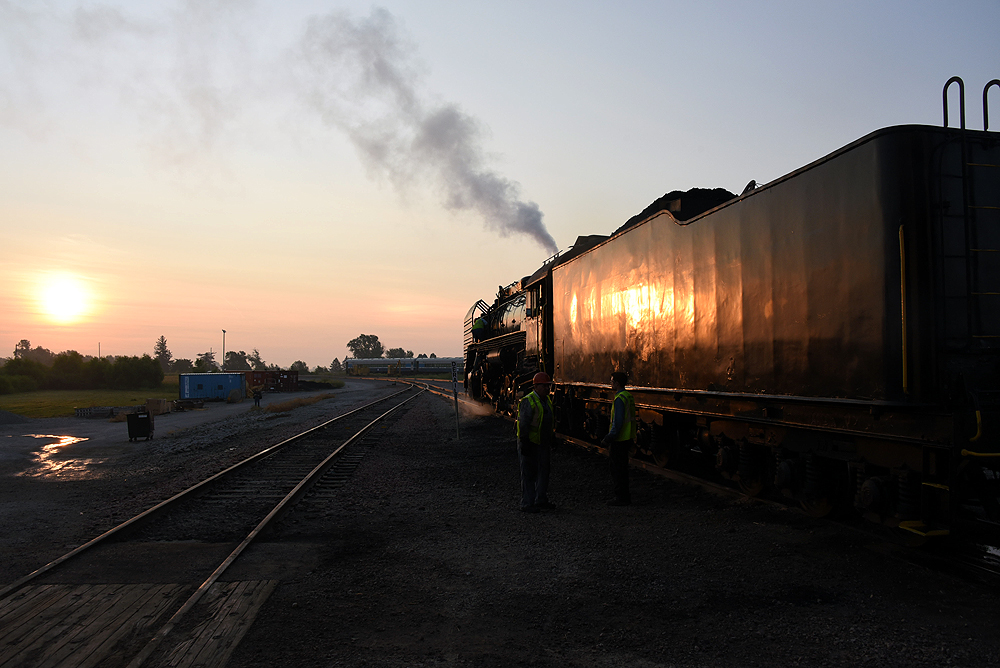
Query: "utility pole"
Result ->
[[222, 330, 226, 370]]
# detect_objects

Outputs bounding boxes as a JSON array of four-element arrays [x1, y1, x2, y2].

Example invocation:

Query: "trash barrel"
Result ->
[[126, 411, 154, 441]]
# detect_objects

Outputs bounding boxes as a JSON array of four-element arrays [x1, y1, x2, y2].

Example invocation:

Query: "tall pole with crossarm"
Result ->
[[222, 330, 226, 371]]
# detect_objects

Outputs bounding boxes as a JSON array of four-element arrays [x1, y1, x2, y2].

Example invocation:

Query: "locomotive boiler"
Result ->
[[465, 79, 1000, 539]]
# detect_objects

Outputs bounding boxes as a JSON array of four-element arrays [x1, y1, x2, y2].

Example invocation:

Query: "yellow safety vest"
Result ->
[[611, 390, 636, 442], [472, 317, 486, 332], [516, 391, 554, 445]]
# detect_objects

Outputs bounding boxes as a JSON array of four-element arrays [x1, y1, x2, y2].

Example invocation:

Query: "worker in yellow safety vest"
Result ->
[[516, 371, 556, 513], [472, 316, 487, 342], [601, 371, 635, 506]]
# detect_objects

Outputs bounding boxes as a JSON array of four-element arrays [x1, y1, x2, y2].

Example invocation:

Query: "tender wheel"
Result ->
[[738, 475, 765, 497], [652, 447, 670, 468]]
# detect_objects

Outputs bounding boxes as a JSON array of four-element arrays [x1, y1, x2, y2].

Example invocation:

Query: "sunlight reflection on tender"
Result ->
[[17, 434, 98, 479]]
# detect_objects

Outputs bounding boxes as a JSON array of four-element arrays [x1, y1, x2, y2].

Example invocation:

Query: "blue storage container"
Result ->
[[179, 373, 247, 400]]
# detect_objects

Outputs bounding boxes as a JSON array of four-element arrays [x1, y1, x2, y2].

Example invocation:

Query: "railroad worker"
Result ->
[[602, 371, 635, 506], [253, 387, 262, 408], [516, 371, 556, 513], [472, 315, 488, 342]]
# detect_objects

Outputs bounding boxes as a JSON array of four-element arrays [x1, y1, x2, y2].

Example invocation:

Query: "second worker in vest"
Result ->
[[516, 371, 556, 513], [601, 371, 636, 506]]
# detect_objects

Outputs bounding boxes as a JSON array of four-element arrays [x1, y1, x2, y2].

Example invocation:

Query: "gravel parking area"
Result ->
[[4, 384, 1000, 667]]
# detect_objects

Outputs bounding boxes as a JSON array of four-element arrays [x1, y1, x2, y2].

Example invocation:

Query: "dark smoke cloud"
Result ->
[[0, 3, 559, 253], [293, 9, 558, 254]]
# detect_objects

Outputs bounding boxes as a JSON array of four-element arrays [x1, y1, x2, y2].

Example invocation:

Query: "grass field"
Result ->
[[0, 381, 180, 418]]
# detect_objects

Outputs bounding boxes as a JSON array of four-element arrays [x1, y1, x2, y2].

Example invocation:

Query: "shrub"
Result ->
[[110, 355, 164, 389], [6, 375, 39, 393], [2, 358, 48, 385]]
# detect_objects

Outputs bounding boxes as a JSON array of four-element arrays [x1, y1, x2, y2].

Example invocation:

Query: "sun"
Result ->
[[38, 274, 91, 324]]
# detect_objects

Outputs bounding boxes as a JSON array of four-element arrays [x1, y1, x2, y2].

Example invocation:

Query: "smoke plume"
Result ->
[[294, 9, 557, 254]]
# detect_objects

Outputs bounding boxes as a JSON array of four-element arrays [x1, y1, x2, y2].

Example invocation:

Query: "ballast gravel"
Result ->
[[2, 383, 1000, 667], [231, 394, 1000, 668]]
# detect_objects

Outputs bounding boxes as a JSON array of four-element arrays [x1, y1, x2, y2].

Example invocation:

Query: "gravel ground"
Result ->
[[0, 380, 403, 586], [230, 394, 1000, 668], [4, 384, 1000, 667]]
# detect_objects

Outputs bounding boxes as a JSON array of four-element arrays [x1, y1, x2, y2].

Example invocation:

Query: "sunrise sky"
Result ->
[[2, 1, 998, 368]]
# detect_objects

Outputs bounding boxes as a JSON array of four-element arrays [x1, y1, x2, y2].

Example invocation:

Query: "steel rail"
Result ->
[[0, 386, 413, 601], [126, 387, 426, 668]]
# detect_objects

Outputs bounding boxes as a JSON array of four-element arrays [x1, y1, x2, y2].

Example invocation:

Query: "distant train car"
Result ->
[[464, 79, 1000, 540], [244, 370, 298, 392], [346, 357, 464, 376]]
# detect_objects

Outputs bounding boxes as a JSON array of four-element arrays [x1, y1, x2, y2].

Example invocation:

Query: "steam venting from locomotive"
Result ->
[[0, 4, 558, 254], [294, 10, 558, 254]]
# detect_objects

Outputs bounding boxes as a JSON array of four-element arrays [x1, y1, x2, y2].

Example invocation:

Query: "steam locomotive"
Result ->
[[464, 79, 1000, 539]]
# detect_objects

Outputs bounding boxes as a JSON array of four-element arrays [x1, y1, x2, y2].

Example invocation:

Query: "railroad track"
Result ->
[[0, 386, 423, 668]]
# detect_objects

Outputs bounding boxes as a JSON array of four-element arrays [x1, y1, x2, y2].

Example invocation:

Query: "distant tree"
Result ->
[[329, 358, 343, 373], [312, 365, 328, 374], [289, 360, 309, 373], [347, 334, 384, 359], [109, 355, 164, 389], [429, 353, 437, 358], [385, 347, 414, 359], [224, 350, 252, 371], [153, 336, 172, 371], [417, 353, 428, 359], [172, 358, 194, 373], [12, 341, 55, 366], [267, 363, 282, 371], [13, 340, 30, 359], [194, 351, 218, 373], [247, 348, 266, 370], [84, 357, 111, 388], [50, 350, 87, 389]]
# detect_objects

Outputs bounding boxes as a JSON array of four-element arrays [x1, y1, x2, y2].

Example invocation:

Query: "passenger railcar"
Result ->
[[464, 80, 1000, 539], [346, 357, 464, 375]]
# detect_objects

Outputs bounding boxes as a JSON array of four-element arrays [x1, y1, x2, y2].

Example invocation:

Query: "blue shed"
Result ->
[[179, 373, 247, 400]]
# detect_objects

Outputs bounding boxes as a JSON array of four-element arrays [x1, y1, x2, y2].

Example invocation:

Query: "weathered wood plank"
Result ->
[[155, 580, 278, 668], [39, 584, 166, 668], [5, 584, 129, 667], [179, 582, 254, 668], [157, 582, 244, 668], [0, 584, 94, 664], [0, 585, 63, 624], [0, 583, 189, 668], [75, 584, 187, 668]]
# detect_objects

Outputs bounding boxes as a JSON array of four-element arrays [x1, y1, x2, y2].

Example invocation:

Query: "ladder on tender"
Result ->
[[935, 77, 1000, 347]]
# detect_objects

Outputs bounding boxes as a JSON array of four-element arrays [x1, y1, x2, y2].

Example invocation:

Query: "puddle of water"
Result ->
[[17, 434, 100, 479]]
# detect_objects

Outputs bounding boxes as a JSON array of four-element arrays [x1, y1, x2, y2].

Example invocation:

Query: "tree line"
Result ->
[[345, 334, 437, 360], [0, 336, 355, 395], [1, 348, 163, 394], [152, 338, 346, 376]]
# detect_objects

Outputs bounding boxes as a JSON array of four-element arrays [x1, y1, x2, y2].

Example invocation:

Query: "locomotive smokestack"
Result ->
[[295, 9, 558, 255]]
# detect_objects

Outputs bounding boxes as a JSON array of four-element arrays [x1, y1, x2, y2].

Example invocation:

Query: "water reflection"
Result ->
[[17, 434, 97, 479]]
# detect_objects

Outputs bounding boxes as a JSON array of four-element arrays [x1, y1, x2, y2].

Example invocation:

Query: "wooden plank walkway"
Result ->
[[0, 583, 187, 668], [153, 580, 278, 668], [0, 581, 278, 668]]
